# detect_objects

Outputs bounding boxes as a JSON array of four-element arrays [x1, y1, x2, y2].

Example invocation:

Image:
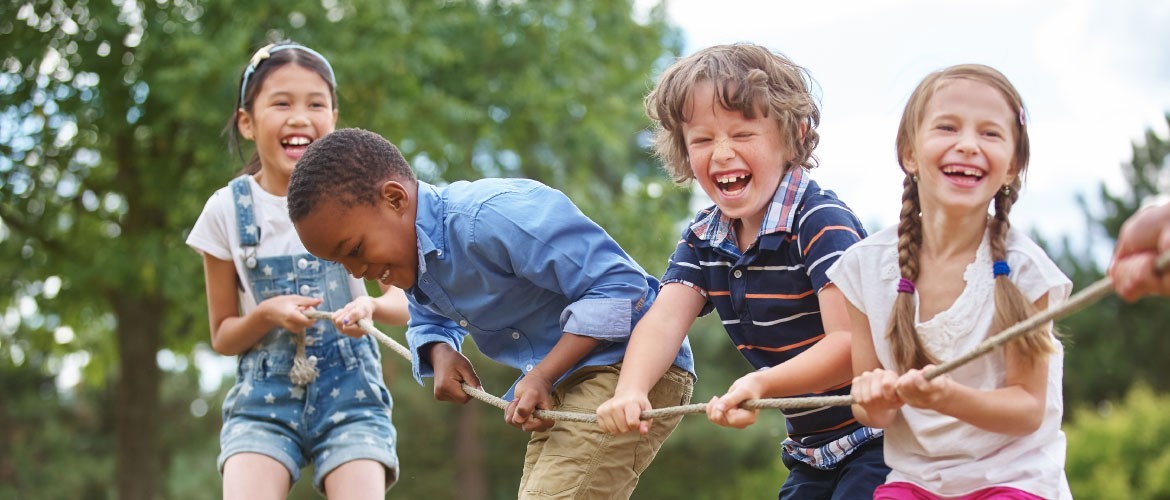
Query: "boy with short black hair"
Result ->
[[288, 127, 695, 499]]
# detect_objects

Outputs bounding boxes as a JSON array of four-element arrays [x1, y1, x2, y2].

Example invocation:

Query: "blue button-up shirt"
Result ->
[[405, 178, 695, 398]]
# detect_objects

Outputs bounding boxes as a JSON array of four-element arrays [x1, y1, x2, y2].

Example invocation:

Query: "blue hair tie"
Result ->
[[993, 260, 1011, 278], [239, 43, 336, 106]]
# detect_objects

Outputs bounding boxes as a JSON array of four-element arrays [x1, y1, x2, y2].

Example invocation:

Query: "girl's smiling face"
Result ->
[[237, 63, 337, 194], [904, 78, 1019, 217]]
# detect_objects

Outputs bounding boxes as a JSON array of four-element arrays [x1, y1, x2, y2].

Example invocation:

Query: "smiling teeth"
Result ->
[[379, 268, 391, 282], [942, 166, 983, 178], [716, 174, 748, 184], [282, 136, 311, 146]]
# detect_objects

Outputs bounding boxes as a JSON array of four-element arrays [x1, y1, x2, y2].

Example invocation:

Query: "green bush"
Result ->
[[1065, 384, 1170, 499]]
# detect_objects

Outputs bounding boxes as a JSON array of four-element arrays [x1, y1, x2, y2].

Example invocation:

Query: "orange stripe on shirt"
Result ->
[[744, 290, 815, 300], [708, 290, 731, 296], [737, 333, 825, 352], [802, 225, 861, 255]]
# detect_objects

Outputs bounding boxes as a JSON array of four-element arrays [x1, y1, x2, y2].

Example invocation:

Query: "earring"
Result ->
[[1001, 185, 1011, 196], [911, 174, 919, 183]]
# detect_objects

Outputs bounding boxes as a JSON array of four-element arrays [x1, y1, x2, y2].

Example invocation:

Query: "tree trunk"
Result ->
[[112, 294, 163, 500], [454, 402, 486, 500]]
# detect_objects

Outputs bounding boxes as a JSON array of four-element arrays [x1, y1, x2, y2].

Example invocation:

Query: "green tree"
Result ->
[[1066, 384, 1170, 498], [1, 0, 690, 498], [1046, 114, 1170, 409]]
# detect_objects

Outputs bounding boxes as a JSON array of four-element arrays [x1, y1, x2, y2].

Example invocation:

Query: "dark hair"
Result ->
[[287, 128, 417, 222], [224, 41, 338, 175], [646, 43, 821, 184]]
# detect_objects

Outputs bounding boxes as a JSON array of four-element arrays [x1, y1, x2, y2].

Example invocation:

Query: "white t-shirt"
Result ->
[[185, 174, 368, 314], [827, 224, 1073, 499]]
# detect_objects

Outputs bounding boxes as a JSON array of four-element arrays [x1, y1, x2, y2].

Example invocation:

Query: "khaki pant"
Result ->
[[517, 363, 694, 500]]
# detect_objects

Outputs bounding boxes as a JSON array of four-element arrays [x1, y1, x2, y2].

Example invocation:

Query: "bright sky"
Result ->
[[647, 0, 1170, 254]]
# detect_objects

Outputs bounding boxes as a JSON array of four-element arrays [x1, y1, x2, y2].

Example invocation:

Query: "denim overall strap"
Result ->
[[229, 175, 321, 384], [230, 176, 261, 270]]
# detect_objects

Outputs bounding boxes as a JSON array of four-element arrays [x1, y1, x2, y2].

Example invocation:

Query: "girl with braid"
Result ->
[[826, 65, 1072, 499]]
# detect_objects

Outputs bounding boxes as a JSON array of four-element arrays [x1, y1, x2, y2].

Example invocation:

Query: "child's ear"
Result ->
[[237, 109, 254, 141], [379, 180, 410, 212]]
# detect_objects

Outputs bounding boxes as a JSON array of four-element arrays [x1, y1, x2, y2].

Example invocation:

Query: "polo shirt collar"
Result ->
[[689, 167, 811, 246]]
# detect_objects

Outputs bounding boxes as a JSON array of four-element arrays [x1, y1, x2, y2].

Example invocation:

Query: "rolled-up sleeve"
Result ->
[[405, 302, 467, 384], [471, 185, 653, 342]]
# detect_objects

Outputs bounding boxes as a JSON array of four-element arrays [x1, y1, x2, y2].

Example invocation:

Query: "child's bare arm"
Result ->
[[848, 299, 902, 428], [894, 295, 1052, 435], [203, 253, 319, 355], [370, 284, 410, 326], [597, 284, 704, 435], [506, 332, 601, 432], [708, 284, 855, 428]]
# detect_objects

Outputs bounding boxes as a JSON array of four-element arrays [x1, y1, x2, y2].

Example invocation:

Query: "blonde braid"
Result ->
[[989, 178, 1056, 360], [888, 175, 939, 371]]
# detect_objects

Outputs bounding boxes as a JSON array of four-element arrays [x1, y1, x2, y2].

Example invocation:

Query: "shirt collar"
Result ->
[[414, 181, 445, 272], [689, 167, 811, 245]]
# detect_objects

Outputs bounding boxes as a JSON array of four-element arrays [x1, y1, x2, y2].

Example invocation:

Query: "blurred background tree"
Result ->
[[1043, 114, 1170, 409], [2, 0, 1168, 497]]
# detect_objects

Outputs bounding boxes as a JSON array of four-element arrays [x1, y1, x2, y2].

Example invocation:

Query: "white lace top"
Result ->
[[827, 224, 1073, 499]]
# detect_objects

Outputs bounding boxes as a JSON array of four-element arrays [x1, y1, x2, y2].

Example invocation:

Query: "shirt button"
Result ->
[[297, 258, 308, 269], [733, 270, 743, 279], [458, 320, 468, 327], [511, 331, 520, 340], [245, 256, 257, 269], [299, 284, 312, 295], [525, 364, 534, 372], [436, 250, 443, 257]]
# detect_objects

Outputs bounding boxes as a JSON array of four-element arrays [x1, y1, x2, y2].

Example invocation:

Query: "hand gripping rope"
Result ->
[[293, 251, 1170, 424]]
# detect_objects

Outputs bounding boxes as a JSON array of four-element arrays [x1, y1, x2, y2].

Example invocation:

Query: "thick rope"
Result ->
[[296, 250, 1170, 423]]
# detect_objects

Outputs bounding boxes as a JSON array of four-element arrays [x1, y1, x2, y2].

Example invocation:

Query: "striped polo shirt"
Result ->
[[662, 167, 870, 453]]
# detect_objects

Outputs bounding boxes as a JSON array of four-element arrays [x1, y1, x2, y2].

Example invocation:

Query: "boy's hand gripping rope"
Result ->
[[294, 250, 1170, 423]]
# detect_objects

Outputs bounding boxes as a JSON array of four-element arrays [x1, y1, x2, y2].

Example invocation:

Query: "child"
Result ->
[[1111, 199, 1170, 301], [828, 64, 1073, 499], [286, 127, 696, 499], [595, 43, 888, 499], [186, 42, 408, 499]]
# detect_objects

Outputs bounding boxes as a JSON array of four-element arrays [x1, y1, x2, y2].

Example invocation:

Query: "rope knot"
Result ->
[[290, 331, 319, 385]]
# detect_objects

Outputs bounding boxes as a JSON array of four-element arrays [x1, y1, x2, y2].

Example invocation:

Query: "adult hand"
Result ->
[[1111, 201, 1170, 301]]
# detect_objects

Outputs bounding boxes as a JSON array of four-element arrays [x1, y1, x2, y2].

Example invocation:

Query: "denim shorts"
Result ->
[[218, 334, 399, 493]]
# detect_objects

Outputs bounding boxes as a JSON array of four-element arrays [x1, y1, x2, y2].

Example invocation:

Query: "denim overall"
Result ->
[[217, 176, 399, 491]]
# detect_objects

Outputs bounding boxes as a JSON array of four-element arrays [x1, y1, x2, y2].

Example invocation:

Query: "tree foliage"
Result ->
[[1, 0, 691, 498], [1046, 115, 1170, 408], [1066, 384, 1170, 498]]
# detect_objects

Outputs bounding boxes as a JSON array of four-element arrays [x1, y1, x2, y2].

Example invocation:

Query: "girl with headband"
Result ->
[[186, 41, 408, 498]]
